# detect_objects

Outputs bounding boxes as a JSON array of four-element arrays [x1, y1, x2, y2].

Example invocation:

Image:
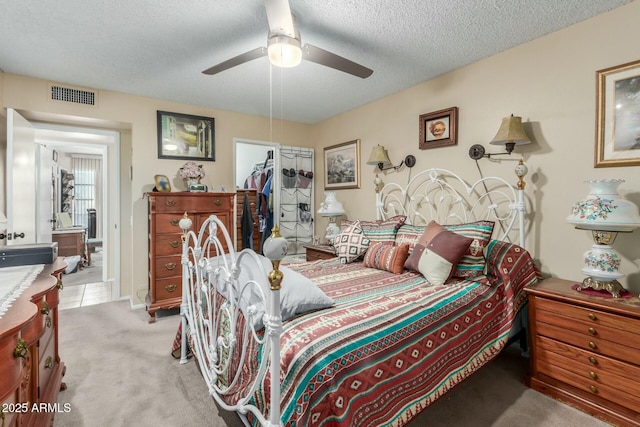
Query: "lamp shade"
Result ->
[[317, 192, 345, 217], [566, 179, 640, 232], [490, 115, 530, 146], [367, 145, 392, 168], [267, 35, 302, 68]]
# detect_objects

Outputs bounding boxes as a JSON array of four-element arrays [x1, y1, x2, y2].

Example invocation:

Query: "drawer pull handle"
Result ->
[[589, 371, 598, 380], [588, 356, 598, 365], [588, 327, 596, 335], [214, 199, 222, 206], [588, 341, 597, 350], [169, 240, 180, 248], [589, 385, 598, 394], [588, 313, 597, 321], [170, 219, 180, 226], [40, 301, 50, 315], [44, 356, 53, 369], [46, 316, 52, 328], [13, 338, 27, 358], [165, 200, 177, 207], [56, 278, 64, 290], [165, 284, 177, 292], [164, 263, 177, 271]]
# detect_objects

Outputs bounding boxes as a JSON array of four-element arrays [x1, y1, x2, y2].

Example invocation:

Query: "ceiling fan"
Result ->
[[202, 0, 373, 79]]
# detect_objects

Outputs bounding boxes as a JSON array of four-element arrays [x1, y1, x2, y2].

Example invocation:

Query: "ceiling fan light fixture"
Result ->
[[267, 35, 302, 68]]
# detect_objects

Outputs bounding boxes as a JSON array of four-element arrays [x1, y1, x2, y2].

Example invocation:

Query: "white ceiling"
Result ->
[[0, 0, 633, 124]]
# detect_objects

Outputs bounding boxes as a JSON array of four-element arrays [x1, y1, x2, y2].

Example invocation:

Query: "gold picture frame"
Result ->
[[595, 59, 640, 167], [419, 106, 458, 150], [324, 139, 361, 190]]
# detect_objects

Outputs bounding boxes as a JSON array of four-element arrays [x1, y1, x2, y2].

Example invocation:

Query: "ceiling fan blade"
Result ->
[[264, 0, 296, 37], [303, 44, 373, 79], [202, 47, 267, 75]]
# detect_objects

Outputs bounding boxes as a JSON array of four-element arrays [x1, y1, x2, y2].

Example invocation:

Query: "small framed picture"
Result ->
[[419, 107, 458, 150], [157, 110, 215, 161], [153, 174, 171, 192], [324, 139, 361, 190], [595, 59, 640, 167]]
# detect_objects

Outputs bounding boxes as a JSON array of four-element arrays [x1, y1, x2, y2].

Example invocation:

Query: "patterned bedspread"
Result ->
[[173, 240, 540, 426]]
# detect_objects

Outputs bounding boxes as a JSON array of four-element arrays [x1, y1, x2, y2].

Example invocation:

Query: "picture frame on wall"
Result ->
[[157, 110, 215, 161], [419, 106, 458, 150], [324, 139, 361, 190], [595, 59, 640, 167]]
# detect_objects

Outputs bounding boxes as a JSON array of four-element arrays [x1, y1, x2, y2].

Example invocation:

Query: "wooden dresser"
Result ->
[[525, 278, 640, 426], [0, 258, 67, 427], [146, 192, 235, 323], [303, 244, 336, 261], [52, 228, 86, 261]]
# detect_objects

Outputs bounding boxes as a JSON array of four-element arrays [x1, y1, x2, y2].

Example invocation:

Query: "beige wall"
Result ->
[[2, 1, 640, 300], [1, 75, 311, 304], [312, 1, 640, 293]]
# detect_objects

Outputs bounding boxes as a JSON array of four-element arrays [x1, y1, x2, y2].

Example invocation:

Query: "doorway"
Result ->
[[33, 123, 120, 304]]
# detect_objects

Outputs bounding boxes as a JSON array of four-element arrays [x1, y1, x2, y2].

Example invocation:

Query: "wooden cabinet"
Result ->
[[52, 228, 86, 260], [146, 192, 235, 323], [0, 258, 67, 427], [236, 189, 261, 252], [525, 278, 640, 426], [303, 244, 336, 261]]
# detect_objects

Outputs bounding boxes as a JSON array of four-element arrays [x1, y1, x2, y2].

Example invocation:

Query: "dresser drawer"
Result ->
[[536, 298, 640, 336], [38, 337, 57, 395], [154, 195, 231, 213], [39, 314, 54, 359], [154, 234, 183, 256], [154, 214, 184, 234], [154, 278, 182, 301], [535, 320, 640, 365], [536, 336, 640, 397], [153, 255, 181, 279]]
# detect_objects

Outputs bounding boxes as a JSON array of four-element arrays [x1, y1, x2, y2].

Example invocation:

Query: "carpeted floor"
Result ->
[[55, 301, 611, 427]]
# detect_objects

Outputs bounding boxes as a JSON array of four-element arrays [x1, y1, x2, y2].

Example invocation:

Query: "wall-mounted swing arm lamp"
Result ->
[[367, 144, 416, 171], [468, 114, 530, 160]]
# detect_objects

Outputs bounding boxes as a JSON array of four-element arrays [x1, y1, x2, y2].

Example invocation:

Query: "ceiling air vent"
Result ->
[[50, 85, 97, 106]]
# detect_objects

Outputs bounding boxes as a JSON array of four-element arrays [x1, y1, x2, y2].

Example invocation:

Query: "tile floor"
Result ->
[[59, 281, 113, 310]]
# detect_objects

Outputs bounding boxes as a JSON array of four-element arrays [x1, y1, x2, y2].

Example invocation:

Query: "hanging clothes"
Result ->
[[260, 174, 274, 254]]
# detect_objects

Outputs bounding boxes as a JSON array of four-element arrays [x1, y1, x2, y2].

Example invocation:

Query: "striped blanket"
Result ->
[[173, 240, 540, 426]]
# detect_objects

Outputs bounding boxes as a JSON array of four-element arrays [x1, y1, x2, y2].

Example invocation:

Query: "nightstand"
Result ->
[[525, 278, 640, 426], [303, 244, 336, 261]]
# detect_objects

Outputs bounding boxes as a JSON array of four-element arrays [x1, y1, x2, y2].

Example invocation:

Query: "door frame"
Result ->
[[33, 123, 120, 301]]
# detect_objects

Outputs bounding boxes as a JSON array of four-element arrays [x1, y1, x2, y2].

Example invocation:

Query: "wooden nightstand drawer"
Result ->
[[154, 278, 182, 301], [304, 245, 336, 261], [536, 336, 640, 398]]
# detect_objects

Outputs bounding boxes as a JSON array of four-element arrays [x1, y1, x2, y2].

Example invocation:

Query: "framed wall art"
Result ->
[[595, 59, 640, 167], [324, 139, 361, 190], [419, 106, 458, 150], [157, 110, 215, 161]]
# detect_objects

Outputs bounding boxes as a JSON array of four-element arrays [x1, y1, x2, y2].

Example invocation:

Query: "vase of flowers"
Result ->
[[179, 161, 205, 190]]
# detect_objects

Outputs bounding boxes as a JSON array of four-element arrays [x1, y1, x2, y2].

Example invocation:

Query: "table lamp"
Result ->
[[317, 192, 345, 243], [566, 179, 640, 297]]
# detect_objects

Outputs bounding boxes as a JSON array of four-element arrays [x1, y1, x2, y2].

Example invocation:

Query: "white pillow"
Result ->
[[207, 251, 334, 329]]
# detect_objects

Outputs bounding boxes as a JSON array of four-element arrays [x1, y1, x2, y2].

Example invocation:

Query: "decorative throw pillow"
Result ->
[[210, 253, 335, 330], [363, 242, 410, 274], [341, 215, 406, 245], [334, 220, 370, 264], [409, 221, 473, 285], [395, 224, 426, 254], [443, 221, 495, 278]]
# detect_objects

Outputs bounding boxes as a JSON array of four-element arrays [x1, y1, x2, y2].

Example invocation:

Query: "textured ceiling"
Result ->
[[0, 0, 633, 124]]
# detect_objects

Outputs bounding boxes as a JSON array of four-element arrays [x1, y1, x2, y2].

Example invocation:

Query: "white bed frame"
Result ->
[[179, 168, 527, 427]]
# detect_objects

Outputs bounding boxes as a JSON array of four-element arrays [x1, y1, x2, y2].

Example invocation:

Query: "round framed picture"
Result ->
[[154, 174, 171, 192]]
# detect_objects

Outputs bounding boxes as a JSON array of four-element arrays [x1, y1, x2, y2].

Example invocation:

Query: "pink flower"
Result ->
[[179, 161, 205, 180]]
